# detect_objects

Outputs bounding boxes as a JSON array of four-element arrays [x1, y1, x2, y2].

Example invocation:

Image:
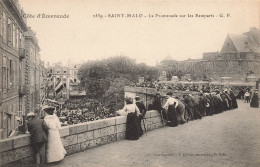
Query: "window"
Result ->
[[2, 11, 7, 41], [0, 6, 2, 37], [7, 18, 12, 46], [245, 42, 248, 48], [8, 59, 13, 89], [19, 31, 22, 48], [12, 22, 16, 49], [226, 43, 230, 47], [14, 61, 17, 87], [16, 27, 19, 51], [3, 56, 7, 89]]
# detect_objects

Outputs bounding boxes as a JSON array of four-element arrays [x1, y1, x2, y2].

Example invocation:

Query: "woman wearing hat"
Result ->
[[163, 92, 179, 127], [44, 107, 66, 163]]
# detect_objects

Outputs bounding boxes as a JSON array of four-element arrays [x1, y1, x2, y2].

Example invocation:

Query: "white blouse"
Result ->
[[117, 104, 140, 116]]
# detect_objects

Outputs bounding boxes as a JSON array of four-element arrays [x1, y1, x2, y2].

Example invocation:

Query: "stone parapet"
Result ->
[[0, 110, 163, 166]]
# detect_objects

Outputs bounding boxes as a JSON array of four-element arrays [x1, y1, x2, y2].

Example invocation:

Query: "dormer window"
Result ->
[[245, 42, 248, 48]]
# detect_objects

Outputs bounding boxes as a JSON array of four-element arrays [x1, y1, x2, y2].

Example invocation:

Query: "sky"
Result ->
[[19, 0, 260, 66]]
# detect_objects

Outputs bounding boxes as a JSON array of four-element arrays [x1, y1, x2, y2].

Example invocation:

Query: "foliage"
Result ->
[[78, 56, 159, 105], [166, 69, 184, 80]]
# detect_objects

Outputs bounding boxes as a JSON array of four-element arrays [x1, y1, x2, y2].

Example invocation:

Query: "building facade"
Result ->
[[0, 0, 44, 139], [0, 0, 28, 139], [46, 62, 70, 100], [24, 27, 41, 113], [45, 61, 85, 100], [159, 27, 260, 82]]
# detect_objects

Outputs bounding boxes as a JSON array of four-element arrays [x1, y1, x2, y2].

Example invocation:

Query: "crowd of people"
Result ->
[[117, 88, 241, 138], [130, 82, 201, 91], [157, 89, 239, 127], [47, 86, 258, 128], [131, 81, 237, 92], [119, 87, 258, 141], [24, 85, 259, 165], [56, 98, 116, 126]]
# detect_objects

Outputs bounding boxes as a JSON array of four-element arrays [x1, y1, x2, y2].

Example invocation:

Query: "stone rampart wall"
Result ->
[[0, 110, 163, 165]]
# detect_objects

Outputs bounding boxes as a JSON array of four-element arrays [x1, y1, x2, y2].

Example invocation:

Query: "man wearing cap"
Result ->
[[27, 112, 49, 165], [135, 96, 147, 119]]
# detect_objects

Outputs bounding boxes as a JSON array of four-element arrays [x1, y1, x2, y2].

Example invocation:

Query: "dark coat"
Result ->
[[136, 101, 147, 118], [229, 92, 238, 108], [189, 95, 199, 107], [27, 118, 48, 145], [149, 96, 162, 111], [250, 93, 259, 108], [183, 96, 194, 108]]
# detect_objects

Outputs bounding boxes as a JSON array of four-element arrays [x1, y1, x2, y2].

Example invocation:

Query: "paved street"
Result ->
[[47, 100, 260, 167]]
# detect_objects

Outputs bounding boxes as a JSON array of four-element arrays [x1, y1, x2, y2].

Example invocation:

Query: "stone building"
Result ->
[[45, 61, 85, 100], [39, 60, 46, 105], [0, 0, 28, 139], [68, 61, 81, 91], [46, 62, 70, 100], [0, 0, 45, 139], [24, 27, 41, 113], [159, 27, 260, 82]]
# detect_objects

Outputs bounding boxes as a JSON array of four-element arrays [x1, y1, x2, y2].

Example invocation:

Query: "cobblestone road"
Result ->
[[48, 100, 260, 167]]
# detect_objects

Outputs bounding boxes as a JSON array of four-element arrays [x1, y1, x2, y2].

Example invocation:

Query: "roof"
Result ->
[[228, 34, 260, 53]]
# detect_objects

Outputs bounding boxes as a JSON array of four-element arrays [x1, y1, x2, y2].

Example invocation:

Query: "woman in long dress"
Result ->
[[250, 91, 259, 108], [117, 98, 141, 140], [229, 91, 238, 109], [44, 107, 66, 163]]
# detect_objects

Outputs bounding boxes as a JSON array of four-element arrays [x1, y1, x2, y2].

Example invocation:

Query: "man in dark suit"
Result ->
[[135, 96, 147, 136], [27, 112, 49, 165], [183, 94, 194, 121]]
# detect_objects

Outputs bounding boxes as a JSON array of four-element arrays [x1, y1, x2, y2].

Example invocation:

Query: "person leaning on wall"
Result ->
[[135, 96, 147, 136], [26, 112, 49, 165]]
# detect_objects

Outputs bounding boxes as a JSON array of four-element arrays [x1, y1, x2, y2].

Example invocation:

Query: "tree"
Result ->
[[78, 56, 159, 105]]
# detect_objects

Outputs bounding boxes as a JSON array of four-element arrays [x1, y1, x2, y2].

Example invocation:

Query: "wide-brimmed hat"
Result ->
[[134, 96, 140, 100], [27, 112, 35, 117], [43, 106, 55, 115]]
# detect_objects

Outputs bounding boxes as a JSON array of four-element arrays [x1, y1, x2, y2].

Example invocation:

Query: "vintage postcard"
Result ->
[[0, 0, 259, 166]]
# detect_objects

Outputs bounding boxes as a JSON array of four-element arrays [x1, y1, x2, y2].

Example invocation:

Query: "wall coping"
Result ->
[[124, 86, 200, 96], [0, 110, 160, 154]]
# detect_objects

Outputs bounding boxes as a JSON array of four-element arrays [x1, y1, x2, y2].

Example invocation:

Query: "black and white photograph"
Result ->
[[0, 0, 260, 166]]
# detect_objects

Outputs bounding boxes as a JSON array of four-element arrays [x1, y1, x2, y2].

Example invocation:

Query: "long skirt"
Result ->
[[46, 130, 66, 163], [250, 94, 259, 108], [125, 113, 141, 140], [167, 105, 178, 127], [232, 98, 238, 109]]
